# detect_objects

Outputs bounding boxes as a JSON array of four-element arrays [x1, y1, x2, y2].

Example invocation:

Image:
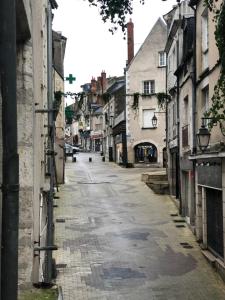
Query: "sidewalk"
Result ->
[[54, 153, 225, 300]]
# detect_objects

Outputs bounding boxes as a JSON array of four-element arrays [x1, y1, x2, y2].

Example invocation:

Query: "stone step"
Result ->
[[142, 173, 167, 183], [146, 181, 169, 195]]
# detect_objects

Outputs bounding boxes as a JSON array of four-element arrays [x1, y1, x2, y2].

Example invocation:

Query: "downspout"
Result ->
[[0, 0, 19, 299], [176, 1, 182, 213], [189, 3, 197, 225], [122, 83, 128, 166], [45, 1, 55, 284]]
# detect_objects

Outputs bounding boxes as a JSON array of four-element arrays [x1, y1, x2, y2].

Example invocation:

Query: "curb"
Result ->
[[58, 285, 63, 300]]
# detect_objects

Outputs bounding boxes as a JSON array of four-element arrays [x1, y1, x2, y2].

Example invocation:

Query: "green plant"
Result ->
[[87, 0, 145, 33], [19, 288, 57, 300], [156, 92, 171, 110], [53, 91, 63, 111], [204, 0, 225, 131]]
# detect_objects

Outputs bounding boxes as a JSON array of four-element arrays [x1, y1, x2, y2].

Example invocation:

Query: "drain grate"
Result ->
[[173, 219, 186, 223], [183, 245, 193, 249], [170, 213, 178, 217], [176, 224, 185, 228], [56, 218, 65, 223], [56, 263, 67, 269]]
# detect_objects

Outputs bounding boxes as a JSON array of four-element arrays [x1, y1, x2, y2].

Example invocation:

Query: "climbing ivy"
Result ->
[[156, 92, 171, 110], [53, 91, 62, 111], [203, 0, 225, 133]]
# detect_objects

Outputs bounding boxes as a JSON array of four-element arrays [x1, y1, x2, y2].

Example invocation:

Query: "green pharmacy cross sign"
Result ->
[[65, 74, 76, 84]]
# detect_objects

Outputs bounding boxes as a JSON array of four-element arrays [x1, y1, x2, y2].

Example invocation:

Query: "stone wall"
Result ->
[[17, 41, 34, 289]]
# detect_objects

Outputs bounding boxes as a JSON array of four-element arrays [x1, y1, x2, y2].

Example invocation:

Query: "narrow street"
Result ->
[[54, 153, 225, 300]]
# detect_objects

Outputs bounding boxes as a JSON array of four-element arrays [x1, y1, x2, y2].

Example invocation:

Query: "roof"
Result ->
[[127, 18, 167, 71], [107, 80, 125, 94], [164, 19, 180, 53]]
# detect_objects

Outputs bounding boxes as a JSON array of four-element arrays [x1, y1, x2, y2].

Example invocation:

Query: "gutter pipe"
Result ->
[[0, 0, 19, 299]]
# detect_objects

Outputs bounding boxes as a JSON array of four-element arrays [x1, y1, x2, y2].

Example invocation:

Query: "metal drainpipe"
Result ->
[[177, 0, 182, 214], [189, 3, 197, 224], [0, 0, 19, 299], [45, 1, 54, 284]]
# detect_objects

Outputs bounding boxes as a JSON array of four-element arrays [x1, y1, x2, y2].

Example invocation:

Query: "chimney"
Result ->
[[91, 77, 97, 93], [101, 70, 107, 92], [127, 19, 134, 66]]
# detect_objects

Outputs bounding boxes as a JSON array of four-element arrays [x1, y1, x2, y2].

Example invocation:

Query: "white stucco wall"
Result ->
[[126, 18, 167, 165]]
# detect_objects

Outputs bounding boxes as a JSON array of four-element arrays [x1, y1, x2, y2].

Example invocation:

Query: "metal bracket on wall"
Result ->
[[45, 150, 57, 156], [34, 245, 58, 251], [35, 109, 57, 113]]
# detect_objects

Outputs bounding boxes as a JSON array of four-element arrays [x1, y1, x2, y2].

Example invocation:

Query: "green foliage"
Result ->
[[204, 0, 225, 131], [87, 0, 145, 33], [19, 288, 57, 300], [65, 106, 74, 124], [53, 91, 63, 111], [156, 92, 171, 110]]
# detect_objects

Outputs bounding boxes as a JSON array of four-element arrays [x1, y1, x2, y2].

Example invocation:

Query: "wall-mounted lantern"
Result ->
[[196, 123, 211, 152]]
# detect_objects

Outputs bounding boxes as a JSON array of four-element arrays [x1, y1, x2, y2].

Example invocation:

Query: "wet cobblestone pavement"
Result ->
[[54, 153, 225, 299]]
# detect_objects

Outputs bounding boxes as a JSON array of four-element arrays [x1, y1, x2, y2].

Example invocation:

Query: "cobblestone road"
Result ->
[[54, 153, 225, 300]]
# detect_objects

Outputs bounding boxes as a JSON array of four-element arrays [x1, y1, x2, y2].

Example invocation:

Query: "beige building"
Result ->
[[53, 31, 67, 184], [164, 0, 194, 223], [0, 0, 64, 296], [189, 0, 225, 270], [126, 18, 167, 166]]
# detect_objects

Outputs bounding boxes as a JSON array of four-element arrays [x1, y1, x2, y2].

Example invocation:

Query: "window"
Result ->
[[143, 80, 155, 94], [201, 85, 209, 126], [142, 109, 155, 128], [202, 85, 209, 112], [184, 96, 189, 126], [201, 8, 209, 70], [159, 52, 166, 67]]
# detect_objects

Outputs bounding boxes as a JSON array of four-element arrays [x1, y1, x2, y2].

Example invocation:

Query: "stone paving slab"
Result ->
[[54, 153, 225, 299]]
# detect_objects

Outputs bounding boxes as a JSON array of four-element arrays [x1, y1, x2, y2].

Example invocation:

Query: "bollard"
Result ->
[[72, 156, 76, 162], [89, 157, 92, 162], [102, 156, 105, 162]]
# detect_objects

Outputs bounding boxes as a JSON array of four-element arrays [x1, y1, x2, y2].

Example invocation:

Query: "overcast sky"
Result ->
[[53, 0, 177, 99]]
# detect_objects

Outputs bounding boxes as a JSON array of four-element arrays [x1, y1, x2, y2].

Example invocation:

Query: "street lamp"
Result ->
[[196, 123, 211, 152], [151, 111, 166, 128], [152, 113, 158, 128]]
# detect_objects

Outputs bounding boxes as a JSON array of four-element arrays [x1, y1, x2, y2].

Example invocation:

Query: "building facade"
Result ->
[[0, 0, 64, 297], [189, 0, 225, 266], [164, 0, 195, 223], [126, 18, 167, 166]]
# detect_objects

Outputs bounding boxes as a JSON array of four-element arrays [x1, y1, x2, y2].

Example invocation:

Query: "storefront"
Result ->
[[134, 142, 157, 163], [195, 157, 224, 258]]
